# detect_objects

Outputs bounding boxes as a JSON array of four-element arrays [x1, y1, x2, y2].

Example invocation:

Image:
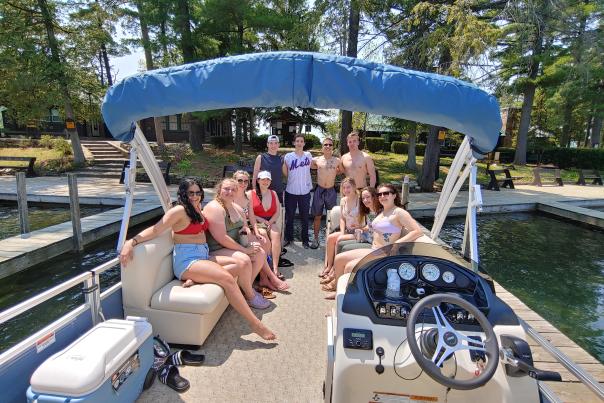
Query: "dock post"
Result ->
[[16, 172, 30, 234], [402, 175, 410, 209], [68, 173, 83, 251]]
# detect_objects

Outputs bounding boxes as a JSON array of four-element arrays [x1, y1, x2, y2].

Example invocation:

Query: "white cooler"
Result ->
[[27, 318, 154, 403]]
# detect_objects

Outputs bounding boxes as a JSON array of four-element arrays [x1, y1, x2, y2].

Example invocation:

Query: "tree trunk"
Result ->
[[137, 0, 154, 70], [37, 0, 85, 165], [154, 117, 165, 146], [175, 0, 195, 63], [339, 1, 360, 156], [405, 123, 417, 170], [234, 110, 242, 154], [514, 3, 546, 165], [560, 100, 573, 148], [418, 126, 439, 192], [248, 108, 255, 139], [592, 116, 603, 148], [190, 117, 203, 151]]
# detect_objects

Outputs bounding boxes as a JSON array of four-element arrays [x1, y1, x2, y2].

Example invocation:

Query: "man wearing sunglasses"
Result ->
[[339, 131, 376, 189], [309, 137, 341, 249]]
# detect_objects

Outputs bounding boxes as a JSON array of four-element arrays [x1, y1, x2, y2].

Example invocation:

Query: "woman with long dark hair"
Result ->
[[120, 178, 276, 340], [322, 183, 423, 299]]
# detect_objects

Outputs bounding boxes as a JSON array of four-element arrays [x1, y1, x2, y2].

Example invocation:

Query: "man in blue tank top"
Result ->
[[253, 135, 284, 204]]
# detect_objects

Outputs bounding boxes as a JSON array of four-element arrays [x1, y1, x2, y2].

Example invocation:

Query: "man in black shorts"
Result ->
[[309, 137, 341, 249]]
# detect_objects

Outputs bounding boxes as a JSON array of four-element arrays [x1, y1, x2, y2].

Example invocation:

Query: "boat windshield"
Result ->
[[345, 241, 490, 286]]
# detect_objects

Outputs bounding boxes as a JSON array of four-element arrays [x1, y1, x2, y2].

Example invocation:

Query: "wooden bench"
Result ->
[[576, 169, 603, 186], [119, 160, 171, 185], [0, 156, 36, 177], [532, 167, 563, 187], [486, 168, 524, 191]]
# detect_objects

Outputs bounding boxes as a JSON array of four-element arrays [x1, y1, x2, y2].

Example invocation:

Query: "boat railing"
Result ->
[[0, 257, 120, 366]]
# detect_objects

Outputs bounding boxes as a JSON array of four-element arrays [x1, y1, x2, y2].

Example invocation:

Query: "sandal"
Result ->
[[260, 287, 276, 299], [158, 365, 190, 393], [167, 350, 205, 367], [278, 258, 294, 268]]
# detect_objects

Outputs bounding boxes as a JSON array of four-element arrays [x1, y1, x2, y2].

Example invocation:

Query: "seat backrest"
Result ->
[[121, 230, 174, 310], [327, 206, 341, 234]]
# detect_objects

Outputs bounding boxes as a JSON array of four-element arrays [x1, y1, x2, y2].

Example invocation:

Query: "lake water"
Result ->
[[0, 202, 114, 240], [423, 212, 604, 363]]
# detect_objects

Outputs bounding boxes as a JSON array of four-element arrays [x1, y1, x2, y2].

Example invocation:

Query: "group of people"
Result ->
[[119, 130, 424, 341]]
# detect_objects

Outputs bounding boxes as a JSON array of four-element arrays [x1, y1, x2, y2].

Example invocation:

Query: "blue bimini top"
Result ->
[[101, 51, 501, 156]]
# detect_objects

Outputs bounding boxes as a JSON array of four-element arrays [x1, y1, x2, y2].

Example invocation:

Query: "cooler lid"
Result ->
[[30, 319, 152, 397]]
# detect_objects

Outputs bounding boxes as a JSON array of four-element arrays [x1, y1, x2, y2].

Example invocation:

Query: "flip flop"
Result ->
[[158, 365, 190, 393], [278, 258, 294, 267], [167, 350, 205, 366], [261, 287, 276, 299]]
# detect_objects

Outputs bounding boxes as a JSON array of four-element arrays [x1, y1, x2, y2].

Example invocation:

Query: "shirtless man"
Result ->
[[339, 131, 376, 189], [309, 137, 341, 249]]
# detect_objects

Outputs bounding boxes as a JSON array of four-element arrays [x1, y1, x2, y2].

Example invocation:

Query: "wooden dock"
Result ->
[[495, 282, 604, 402]]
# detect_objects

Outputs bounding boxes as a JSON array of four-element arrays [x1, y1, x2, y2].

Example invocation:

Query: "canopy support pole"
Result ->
[[116, 123, 172, 252], [133, 124, 172, 212], [116, 146, 138, 252], [462, 164, 482, 269], [430, 137, 474, 240]]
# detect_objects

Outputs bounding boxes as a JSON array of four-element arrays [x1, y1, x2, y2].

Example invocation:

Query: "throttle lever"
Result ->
[[375, 347, 385, 374], [500, 347, 562, 382]]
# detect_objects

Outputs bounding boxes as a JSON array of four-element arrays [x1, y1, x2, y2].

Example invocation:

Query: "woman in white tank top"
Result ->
[[322, 184, 423, 299], [320, 178, 362, 284]]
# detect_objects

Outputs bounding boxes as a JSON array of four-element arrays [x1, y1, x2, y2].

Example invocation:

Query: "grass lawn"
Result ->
[[174, 146, 581, 188], [0, 147, 76, 175], [0, 147, 64, 163], [367, 151, 580, 186]]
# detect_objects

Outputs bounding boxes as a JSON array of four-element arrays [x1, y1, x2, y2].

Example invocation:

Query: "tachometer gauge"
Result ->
[[421, 263, 440, 281], [442, 271, 455, 284], [398, 263, 416, 280]]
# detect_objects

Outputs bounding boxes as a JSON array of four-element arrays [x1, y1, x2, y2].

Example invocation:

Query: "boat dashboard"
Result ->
[[341, 242, 518, 330]]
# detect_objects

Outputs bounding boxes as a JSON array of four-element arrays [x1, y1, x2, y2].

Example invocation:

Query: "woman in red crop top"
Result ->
[[119, 178, 275, 341], [250, 171, 283, 279]]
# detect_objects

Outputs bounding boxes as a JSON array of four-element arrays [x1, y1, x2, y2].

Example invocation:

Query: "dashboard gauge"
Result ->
[[442, 271, 455, 284], [398, 263, 416, 280], [421, 263, 440, 282]]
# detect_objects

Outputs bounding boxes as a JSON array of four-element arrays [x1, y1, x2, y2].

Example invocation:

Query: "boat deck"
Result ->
[[138, 241, 604, 403]]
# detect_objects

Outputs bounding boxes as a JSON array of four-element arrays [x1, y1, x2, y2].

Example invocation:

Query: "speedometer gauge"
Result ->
[[442, 271, 455, 284], [421, 263, 440, 281], [398, 263, 416, 280]]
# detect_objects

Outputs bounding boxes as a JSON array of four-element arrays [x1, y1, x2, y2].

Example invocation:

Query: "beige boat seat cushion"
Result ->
[[151, 281, 226, 314]]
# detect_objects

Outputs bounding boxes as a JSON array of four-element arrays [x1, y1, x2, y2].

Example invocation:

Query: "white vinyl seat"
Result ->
[[121, 231, 228, 346]]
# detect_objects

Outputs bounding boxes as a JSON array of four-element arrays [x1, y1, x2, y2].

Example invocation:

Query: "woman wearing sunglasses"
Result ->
[[119, 178, 275, 340], [323, 184, 423, 299], [204, 178, 289, 295]]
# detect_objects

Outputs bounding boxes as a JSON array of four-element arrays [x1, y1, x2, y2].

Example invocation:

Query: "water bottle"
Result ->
[[386, 268, 400, 298]]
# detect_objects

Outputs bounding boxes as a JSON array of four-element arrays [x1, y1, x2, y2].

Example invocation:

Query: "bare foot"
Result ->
[[320, 275, 334, 285], [251, 321, 276, 341], [260, 278, 290, 292], [324, 292, 336, 300], [182, 279, 195, 288], [321, 281, 336, 292], [318, 266, 331, 277]]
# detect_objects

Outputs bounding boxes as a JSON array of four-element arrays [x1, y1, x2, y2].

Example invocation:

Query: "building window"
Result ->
[[305, 125, 311, 133]]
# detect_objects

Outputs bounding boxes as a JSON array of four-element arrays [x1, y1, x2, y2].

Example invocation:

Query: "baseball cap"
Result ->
[[258, 171, 272, 180], [267, 135, 279, 143]]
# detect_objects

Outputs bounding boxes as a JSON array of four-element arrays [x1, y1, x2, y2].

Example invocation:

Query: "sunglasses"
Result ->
[[187, 191, 203, 197], [237, 179, 249, 183], [377, 191, 394, 197], [323, 143, 333, 147]]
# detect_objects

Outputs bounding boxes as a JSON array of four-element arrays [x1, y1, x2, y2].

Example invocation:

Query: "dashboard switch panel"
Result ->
[[343, 328, 373, 350]]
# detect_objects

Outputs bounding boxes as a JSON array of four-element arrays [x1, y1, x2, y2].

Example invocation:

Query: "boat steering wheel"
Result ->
[[405, 293, 499, 390]]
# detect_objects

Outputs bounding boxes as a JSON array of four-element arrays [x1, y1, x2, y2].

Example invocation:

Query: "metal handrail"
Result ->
[[520, 318, 604, 401], [0, 272, 90, 326], [0, 258, 120, 326]]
